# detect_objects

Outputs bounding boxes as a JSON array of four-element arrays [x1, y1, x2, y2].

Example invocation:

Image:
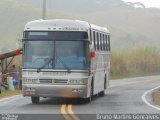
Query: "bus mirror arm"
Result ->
[[83, 58, 87, 64]]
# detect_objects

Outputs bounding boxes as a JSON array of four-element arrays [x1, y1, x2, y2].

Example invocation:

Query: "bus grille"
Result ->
[[39, 79, 52, 83], [39, 79, 68, 84]]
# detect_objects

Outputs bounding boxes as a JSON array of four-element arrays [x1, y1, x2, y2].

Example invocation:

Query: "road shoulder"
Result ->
[[142, 86, 160, 111]]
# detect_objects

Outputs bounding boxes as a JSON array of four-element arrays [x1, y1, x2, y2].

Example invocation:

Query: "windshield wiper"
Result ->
[[37, 58, 53, 73], [56, 56, 71, 73], [36, 56, 71, 73]]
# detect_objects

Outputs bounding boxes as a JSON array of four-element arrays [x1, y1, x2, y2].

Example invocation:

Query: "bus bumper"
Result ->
[[22, 84, 88, 98]]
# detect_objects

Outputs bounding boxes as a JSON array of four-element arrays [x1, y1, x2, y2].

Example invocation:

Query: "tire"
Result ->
[[104, 74, 107, 89], [31, 96, 40, 104], [99, 91, 105, 97]]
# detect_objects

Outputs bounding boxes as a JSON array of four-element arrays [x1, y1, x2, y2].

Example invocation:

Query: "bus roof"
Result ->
[[24, 19, 110, 33]]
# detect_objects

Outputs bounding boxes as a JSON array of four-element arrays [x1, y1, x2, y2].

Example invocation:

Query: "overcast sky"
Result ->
[[122, 0, 160, 8]]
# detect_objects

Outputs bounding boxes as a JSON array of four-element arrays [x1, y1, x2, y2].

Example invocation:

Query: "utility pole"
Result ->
[[42, 0, 46, 20]]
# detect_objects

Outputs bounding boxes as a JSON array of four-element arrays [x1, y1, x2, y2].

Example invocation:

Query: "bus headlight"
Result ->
[[23, 78, 39, 84], [69, 79, 87, 84]]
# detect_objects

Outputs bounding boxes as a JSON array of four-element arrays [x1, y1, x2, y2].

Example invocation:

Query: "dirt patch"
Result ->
[[0, 90, 21, 99], [153, 90, 160, 106]]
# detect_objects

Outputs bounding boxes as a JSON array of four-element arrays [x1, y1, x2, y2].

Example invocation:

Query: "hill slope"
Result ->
[[0, 0, 160, 51], [0, 0, 73, 51], [83, 9, 160, 49]]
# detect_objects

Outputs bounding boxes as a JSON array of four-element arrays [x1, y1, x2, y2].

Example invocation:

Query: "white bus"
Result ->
[[22, 19, 110, 103]]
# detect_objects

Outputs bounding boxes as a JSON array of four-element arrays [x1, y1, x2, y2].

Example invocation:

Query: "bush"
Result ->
[[111, 46, 160, 79]]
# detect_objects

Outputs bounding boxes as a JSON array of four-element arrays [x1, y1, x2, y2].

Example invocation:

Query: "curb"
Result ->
[[142, 86, 160, 111]]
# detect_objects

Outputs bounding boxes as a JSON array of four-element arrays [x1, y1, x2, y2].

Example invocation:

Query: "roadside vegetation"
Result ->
[[111, 46, 160, 79], [153, 90, 160, 106], [0, 90, 21, 99]]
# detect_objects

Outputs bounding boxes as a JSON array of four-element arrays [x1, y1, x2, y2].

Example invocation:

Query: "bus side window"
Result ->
[[90, 30, 92, 44], [103, 34, 106, 51], [101, 34, 104, 51], [108, 35, 110, 51], [103, 34, 105, 51], [93, 31, 96, 50], [99, 33, 102, 51], [97, 32, 99, 51], [105, 35, 108, 51]]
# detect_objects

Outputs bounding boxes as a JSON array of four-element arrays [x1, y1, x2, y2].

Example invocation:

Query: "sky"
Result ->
[[122, 0, 160, 8]]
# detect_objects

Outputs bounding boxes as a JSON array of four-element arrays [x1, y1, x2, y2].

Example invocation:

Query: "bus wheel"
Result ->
[[104, 74, 107, 89], [31, 96, 40, 104], [99, 91, 105, 97]]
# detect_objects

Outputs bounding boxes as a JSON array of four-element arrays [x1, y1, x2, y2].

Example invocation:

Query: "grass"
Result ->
[[0, 90, 22, 99], [111, 46, 160, 79], [153, 90, 160, 106]]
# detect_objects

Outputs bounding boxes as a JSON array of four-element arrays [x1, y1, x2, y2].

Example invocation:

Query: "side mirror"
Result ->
[[15, 49, 22, 55], [89, 51, 95, 58]]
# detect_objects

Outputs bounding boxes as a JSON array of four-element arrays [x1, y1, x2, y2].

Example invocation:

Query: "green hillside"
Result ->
[[83, 9, 160, 49], [1, 0, 160, 78], [0, 0, 73, 52], [0, 0, 160, 51]]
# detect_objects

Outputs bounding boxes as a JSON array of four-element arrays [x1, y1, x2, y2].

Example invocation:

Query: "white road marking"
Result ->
[[142, 86, 160, 111]]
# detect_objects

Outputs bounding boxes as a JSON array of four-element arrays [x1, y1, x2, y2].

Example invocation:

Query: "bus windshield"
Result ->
[[23, 31, 89, 70]]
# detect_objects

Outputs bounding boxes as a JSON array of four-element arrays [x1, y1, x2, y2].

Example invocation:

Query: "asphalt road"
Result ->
[[0, 76, 160, 120]]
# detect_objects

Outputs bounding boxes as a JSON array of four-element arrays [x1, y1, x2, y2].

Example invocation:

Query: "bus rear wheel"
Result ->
[[31, 96, 40, 104], [99, 91, 105, 97]]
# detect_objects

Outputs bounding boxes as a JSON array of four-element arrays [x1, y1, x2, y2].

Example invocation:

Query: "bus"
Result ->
[[22, 19, 110, 103]]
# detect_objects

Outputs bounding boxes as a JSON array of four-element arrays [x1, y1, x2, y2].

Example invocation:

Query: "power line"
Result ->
[[42, 0, 46, 20]]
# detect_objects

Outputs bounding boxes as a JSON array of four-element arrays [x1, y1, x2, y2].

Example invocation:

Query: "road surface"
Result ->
[[0, 76, 160, 120]]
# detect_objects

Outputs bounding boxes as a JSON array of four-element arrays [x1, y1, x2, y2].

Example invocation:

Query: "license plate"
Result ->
[[25, 88, 36, 95]]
